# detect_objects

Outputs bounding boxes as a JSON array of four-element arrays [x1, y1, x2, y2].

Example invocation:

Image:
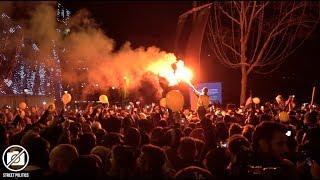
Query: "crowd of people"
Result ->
[[0, 92, 319, 179]]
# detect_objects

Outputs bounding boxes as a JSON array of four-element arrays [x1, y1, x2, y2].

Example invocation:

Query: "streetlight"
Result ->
[[122, 76, 129, 107]]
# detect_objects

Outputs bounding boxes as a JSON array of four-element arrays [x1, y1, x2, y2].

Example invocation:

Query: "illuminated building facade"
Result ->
[[0, 3, 71, 101]]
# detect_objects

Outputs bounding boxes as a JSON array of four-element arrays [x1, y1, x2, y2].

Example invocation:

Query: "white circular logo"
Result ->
[[2, 145, 29, 172]]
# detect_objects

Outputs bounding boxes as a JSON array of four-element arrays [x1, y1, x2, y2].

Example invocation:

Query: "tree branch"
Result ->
[[273, 17, 315, 37], [222, 41, 241, 57], [271, 23, 310, 38], [244, 1, 257, 45], [219, 6, 240, 24], [233, 1, 241, 14], [240, 1, 245, 64], [247, 2, 306, 74], [253, 2, 270, 18], [179, 3, 212, 18]]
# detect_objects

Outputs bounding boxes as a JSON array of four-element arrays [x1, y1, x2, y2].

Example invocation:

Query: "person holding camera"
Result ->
[[251, 121, 298, 179], [226, 134, 252, 178], [297, 126, 320, 179]]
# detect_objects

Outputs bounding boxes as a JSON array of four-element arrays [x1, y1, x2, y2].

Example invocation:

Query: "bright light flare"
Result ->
[[146, 54, 194, 86], [175, 61, 193, 84], [158, 60, 193, 86], [159, 70, 178, 86]]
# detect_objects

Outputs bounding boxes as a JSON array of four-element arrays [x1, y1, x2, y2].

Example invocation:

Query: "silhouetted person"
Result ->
[[48, 144, 79, 176], [138, 144, 169, 178], [109, 145, 140, 178], [77, 132, 96, 155], [69, 154, 103, 177]]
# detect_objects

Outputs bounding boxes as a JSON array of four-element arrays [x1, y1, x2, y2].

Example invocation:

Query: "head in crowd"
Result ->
[[95, 128, 107, 145], [223, 115, 233, 127], [151, 112, 162, 123], [124, 127, 141, 148], [178, 137, 197, 161], [204, 148, 230, 178], [90, 146, 112, 174], [49, 144, 79, 175], [140, 130, 150, 147], [122, 116, 133, 130], [276, 95, 284, 104], [138, 144, 167, 177], [252, 121, 288, 161], [69, 122, 80, 139], [183, 127, 193, 136], [78, 132, 96, 155], [242, 124, 255, 143], [82, 123, 93, 133], [304, 111, 319, 128], [227, 134, 251, 161], [20, 129, 40, 147], [189, 128, 205, 142], [69, 154, 102, 177], [157, 119, 168, 128], [110, 144, 140, 178], [162, 128, 184, 149], [214, 122, 229, 142], [150, 126, 164, 147], [175, 166, 214, 179], [25, 136, 50, 168], [102, 132, 122, 148], [246, 115, 260, 126], [102, 116, 122, 133], [302, 126, 320, 147], [200, 117, 213, 130], [91, 121, 102, 133], [229, 123, 243, 137]]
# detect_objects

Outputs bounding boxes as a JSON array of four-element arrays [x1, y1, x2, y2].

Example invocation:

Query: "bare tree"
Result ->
[[205, 1, 320, 105]]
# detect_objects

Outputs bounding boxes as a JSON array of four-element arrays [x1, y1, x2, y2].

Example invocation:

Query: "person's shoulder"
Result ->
[[21, 166, 50, 177], [280, 158, 299, 179], [281, 158, 296, 168]]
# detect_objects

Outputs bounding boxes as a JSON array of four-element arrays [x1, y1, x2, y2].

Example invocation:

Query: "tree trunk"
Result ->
[[240, 66, 247, 106]]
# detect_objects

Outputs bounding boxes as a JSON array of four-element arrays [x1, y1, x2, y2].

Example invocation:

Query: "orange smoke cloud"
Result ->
[[59, 8, 195, 99], [0, 2, 195, 101]]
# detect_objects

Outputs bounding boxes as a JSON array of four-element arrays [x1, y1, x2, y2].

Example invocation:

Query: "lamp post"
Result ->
[[122, 77, 127, 108]]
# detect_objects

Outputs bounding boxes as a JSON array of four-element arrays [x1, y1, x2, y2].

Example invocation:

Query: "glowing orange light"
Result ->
[[146, 54, 194, 86], [161, 61, 193, 86], [175, 60, 193, 85]]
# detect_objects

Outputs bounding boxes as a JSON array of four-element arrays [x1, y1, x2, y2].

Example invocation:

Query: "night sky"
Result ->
[[61, 1, 320, 105]]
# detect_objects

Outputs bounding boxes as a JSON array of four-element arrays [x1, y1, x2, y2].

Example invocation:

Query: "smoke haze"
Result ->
[[0, 2, 180, 103]]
